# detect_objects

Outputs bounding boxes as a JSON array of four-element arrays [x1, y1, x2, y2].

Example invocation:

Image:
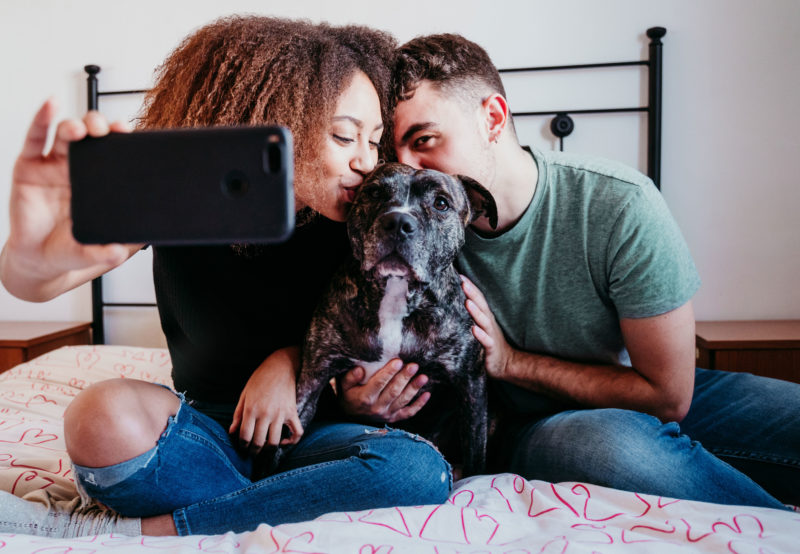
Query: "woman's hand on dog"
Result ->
[[230, 346, 304, 456], [338, 360, 430, 423]]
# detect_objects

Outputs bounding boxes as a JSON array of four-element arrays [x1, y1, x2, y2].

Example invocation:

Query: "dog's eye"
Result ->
[[433, 196, 450, 211]]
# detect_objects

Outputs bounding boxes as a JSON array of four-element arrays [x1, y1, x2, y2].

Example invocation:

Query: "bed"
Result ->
[[2, 345, 799, 552], [3, 25, 799, 553]]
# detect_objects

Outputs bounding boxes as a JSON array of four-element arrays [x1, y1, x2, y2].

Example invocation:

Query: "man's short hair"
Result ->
[[393, 33, 507, 104]]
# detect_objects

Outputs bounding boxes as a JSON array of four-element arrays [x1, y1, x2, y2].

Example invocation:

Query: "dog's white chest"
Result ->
[[356, 277, 409, 382]]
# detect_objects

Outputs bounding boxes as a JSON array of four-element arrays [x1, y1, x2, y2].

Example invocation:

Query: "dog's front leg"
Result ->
[[295, 366, 336, 430], [460, 373, 488, 476]]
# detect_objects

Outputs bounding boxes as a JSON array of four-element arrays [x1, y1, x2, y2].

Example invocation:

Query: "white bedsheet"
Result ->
[[1, 346, 797, 553]]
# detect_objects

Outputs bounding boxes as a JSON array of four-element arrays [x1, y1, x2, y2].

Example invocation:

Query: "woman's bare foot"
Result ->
[[141, 513, 177, 536]]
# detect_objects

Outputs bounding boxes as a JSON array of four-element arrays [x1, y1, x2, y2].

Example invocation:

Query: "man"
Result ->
[[341, 33, 799, 510]]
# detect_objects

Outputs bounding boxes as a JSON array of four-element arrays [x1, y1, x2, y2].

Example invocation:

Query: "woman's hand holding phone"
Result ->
[[0, 99, 139, 302]]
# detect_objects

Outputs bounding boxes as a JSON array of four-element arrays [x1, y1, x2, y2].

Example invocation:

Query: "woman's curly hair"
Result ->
[[138, 15, 396, 209]]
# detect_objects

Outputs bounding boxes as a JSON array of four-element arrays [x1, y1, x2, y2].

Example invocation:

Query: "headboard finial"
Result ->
[[646, 27, 667, 42], [84, 65, 101, 76]]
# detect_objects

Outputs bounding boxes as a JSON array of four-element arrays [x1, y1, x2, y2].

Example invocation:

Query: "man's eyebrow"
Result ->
[[332, 115, 384, 132], [399, 122, 436, 146]]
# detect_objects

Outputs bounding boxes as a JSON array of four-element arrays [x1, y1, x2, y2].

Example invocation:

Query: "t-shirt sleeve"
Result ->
[[606, 182, 701, 319]]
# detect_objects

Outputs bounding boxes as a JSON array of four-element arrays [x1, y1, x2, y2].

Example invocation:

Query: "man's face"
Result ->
[[393, 80, 494, 187]]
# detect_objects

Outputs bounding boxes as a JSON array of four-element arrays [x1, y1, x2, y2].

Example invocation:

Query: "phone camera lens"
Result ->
[[222, 170, 249, 198], [263, 143, 283, 174]]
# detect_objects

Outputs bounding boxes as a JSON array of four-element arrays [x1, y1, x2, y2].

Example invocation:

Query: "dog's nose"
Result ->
[[381, 212, 417, 240]]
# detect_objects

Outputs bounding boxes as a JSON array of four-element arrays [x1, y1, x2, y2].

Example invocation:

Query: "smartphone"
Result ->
[[69, 126, 294, 245]]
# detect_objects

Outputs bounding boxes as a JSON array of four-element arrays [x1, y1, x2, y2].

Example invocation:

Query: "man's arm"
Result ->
[[462, 276, 696, 422], [336, 279, 697, 425]]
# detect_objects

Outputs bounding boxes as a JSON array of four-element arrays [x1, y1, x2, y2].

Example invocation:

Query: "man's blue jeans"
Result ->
[[72, 394, 452, 535], [497, 368, 799, 510]]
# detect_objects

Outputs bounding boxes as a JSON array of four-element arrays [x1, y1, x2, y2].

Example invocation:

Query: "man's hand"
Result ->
[[230, 346, 304, 456], [338, 359, 430, 423], [461, 275, 515, 380]]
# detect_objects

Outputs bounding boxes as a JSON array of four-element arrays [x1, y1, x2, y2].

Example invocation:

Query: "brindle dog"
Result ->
[[270, 162, 497, 476]]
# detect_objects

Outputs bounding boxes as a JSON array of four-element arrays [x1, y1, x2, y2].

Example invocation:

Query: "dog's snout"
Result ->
[[380, 212, 417, 240]]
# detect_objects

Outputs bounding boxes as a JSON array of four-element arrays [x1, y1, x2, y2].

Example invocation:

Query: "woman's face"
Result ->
[[300, 71, 383, 222]]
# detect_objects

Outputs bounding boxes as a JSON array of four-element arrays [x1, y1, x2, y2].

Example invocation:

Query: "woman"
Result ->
[[0, 16, 450, 537]]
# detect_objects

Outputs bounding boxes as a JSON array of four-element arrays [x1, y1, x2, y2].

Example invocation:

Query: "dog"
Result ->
[[271, 162, 498, 476]]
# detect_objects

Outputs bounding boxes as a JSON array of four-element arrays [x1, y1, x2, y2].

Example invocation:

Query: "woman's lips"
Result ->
[[343, 185, 360, 203]]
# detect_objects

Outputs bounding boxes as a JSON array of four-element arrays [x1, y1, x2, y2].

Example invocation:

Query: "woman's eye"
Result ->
[[333, 134, 354, 144], [369, 141, 380, 150], [433, 196, 449, 211]]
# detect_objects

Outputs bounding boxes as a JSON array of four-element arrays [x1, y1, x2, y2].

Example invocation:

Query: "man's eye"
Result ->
[[413, 135, 434, 149], [433, 196, 449, 211]]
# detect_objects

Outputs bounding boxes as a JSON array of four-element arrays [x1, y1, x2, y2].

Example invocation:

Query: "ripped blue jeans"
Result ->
[[72, 393, 452, 535]]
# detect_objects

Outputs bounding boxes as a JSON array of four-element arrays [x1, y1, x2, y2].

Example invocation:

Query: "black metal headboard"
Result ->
[[498, 26, 665, 188], [83, 26, 666, 344]]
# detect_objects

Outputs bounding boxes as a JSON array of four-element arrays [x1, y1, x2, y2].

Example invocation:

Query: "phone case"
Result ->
[[69, 126, 294, 245]]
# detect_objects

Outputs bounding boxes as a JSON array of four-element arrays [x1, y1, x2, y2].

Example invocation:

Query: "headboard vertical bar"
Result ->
[[646, 27, 666, 190], [91, 280, 105, 344], [84, 65, 100, 111], [84, 64, 105, 344]]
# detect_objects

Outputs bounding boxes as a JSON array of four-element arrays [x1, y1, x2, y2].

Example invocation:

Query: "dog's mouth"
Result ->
[[375, 253, 413, 278]]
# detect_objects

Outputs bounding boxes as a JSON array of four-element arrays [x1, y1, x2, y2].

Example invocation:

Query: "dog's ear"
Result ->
[[457, 175, 498, 230]]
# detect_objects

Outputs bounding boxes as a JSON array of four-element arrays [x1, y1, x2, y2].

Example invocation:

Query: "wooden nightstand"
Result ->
[[0, 321, 92, 373], [695, 320, 800, 384]]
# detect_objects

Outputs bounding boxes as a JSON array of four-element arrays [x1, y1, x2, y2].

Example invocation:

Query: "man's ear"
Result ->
[[458, 175, 498, 230], [482, 93, 509, 143]]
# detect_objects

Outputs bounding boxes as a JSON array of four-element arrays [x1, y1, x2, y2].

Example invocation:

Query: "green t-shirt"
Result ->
[[457, 147, 701, 370]]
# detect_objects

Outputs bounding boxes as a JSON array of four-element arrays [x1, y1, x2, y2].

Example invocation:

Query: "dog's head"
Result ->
[[347, 162, 498, 283]]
